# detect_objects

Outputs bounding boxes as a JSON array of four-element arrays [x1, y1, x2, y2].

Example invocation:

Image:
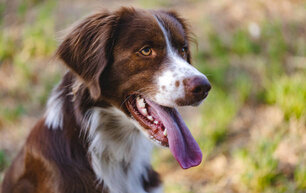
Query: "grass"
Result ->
[[0, 31, 16, 63], [0, 0, 59, 126], [234, 129, 306, 193], [0, 105, 26, 123], [198, 87, 239, 156], [183, 12, 305, 192], [265, 73, 306, 119], [236, 138, 280, 192], [295, 164, 306, 191], [0, 151, 7, 172]]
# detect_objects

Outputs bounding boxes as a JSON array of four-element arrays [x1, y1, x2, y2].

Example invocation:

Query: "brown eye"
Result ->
[[181, 47, 187, 54], [180, 47, 187, 57], [139, 47, 152, 56]]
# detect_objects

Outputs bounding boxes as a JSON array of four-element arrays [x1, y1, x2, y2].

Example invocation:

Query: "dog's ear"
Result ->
[[56, 11, 118, 100]]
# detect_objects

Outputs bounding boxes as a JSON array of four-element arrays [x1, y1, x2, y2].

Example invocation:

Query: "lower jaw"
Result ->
[[136, 118, 169, 147]]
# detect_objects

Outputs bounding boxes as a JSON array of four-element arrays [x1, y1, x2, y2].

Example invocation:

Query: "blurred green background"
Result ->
[[0, 0, 305, 192]]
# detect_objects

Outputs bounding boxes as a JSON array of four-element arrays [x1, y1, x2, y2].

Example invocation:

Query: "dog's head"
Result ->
[[57, 7, 211, 169]]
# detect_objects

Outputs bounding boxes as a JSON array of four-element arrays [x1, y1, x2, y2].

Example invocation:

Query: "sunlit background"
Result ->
[[0, 0, 305, 192]]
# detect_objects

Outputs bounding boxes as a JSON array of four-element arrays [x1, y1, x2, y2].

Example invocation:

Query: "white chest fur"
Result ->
[[85, 107, 163, 193]]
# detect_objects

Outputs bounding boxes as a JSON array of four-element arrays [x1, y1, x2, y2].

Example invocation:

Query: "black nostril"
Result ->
[[191, 85, 204, 94]]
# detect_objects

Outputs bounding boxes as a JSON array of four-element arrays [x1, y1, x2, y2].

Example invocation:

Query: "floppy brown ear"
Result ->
[[56, 11, 118, 100]]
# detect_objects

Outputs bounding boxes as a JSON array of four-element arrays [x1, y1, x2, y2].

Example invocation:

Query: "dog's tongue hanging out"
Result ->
[[145, 99, 202, 169]]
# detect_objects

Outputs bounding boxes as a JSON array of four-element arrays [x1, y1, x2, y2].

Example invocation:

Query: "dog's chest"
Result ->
[[85, 107, 162, 193]]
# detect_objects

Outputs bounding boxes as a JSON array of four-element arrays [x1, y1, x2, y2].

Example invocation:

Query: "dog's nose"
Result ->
[[188, 77, 211, 95], [182, 76, 211, 105]]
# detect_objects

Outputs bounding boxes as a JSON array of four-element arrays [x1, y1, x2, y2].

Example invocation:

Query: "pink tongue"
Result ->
[[146, 100, 202, 169]]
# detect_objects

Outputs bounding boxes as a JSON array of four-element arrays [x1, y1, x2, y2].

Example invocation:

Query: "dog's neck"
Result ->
[[44, 73, 159, 193]]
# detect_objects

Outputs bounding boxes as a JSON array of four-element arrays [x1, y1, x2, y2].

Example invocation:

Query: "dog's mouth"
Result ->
[[125, 94, 202, 169]]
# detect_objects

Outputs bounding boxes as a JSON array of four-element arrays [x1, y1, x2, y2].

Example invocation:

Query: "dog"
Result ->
[[1, 7, 211, 193]]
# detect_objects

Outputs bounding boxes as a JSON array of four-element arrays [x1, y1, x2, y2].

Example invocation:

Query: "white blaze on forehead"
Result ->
[[153, 16, 207, 107]]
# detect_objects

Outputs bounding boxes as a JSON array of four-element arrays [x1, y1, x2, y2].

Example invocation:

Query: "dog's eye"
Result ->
[[181, 47, 187, 54], [139, 47, 152, 56], [180, 47, 188, 58]]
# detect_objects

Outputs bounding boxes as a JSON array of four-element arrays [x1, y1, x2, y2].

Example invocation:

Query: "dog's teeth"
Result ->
[[154, 120, 159, 124], [163, 129, 167, 136], [147, 116, 153, 121], [138, 99, 145, 108], [136, 97, 146, 108], [141, 108, 148, 116]]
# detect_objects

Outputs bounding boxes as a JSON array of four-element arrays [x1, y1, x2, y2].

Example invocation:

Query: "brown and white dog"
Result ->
[[1, 7, 211, 193]]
